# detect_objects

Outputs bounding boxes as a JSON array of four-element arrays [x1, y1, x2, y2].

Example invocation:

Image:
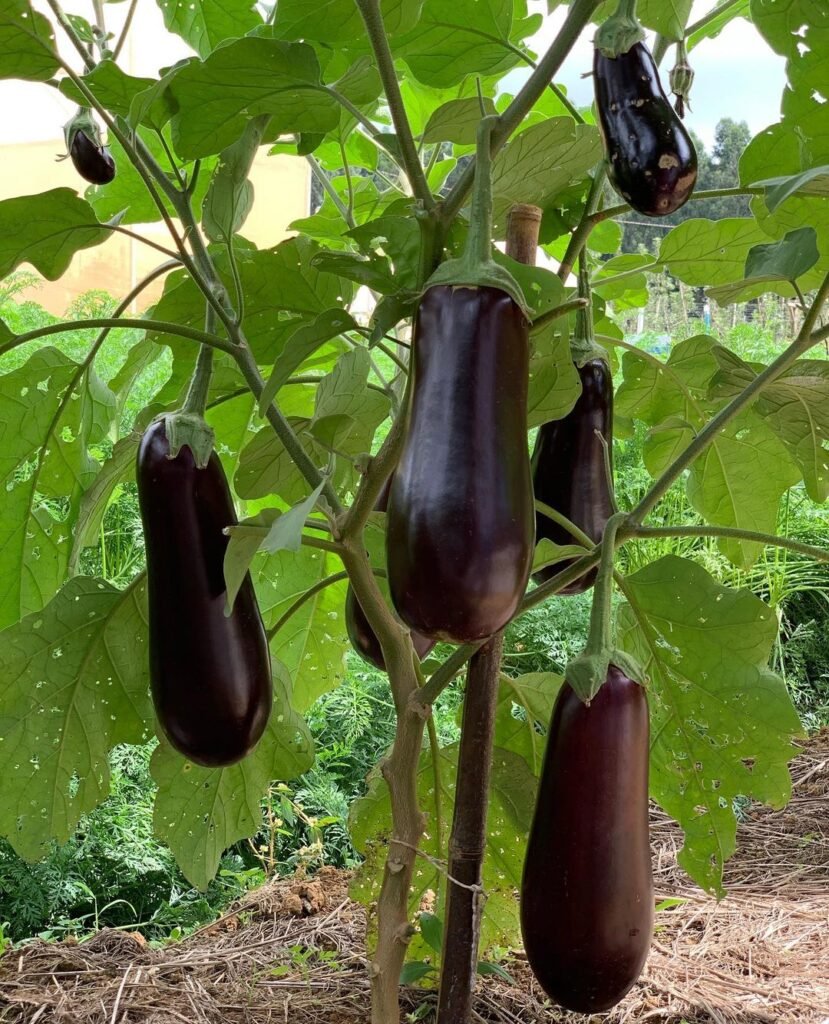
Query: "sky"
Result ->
[[0, 0, 788, 153]]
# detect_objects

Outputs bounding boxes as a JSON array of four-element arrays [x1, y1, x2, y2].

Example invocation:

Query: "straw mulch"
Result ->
[[1, 734, 828, 1024]]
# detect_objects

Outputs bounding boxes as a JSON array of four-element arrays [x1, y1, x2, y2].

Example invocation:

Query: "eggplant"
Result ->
[[594, 41, 697, 216], [532, 358, 614, 594], [386, 285, 534, 644], [137, 418, 272, 767], [346, 480, 436, 669], [521, 666, 652, 1012], [69, 129, 116, 185]]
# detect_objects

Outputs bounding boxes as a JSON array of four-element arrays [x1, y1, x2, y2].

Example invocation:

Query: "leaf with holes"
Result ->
[[618, 555, 801, 895], [152, 659, 313, 889], [0, 576, 152, 860]]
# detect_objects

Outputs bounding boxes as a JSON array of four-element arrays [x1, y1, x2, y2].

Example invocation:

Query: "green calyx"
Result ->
[[594, 0, 645, 58], [163, 411, 216, 469], [564, 512, 646, 704], [62, 107, 103, 154], [426, 116, 529, 316]]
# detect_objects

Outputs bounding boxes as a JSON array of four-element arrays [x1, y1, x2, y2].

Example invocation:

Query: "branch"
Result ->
[[0, 317, 234, 359], [630, 270, 829, 524], [45, 0, 93, 69], [630, 525, 829, 562], [439, 0, 603, 224], [557, 165, 607, 283], [684, 0, 745, 41], [355, 0, 435, 210], [593, 186, 766, 225], [111, 0, 138, 61]]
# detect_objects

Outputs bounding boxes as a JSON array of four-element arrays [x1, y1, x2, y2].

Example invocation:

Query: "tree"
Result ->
[[0, 1, 827, 1023]]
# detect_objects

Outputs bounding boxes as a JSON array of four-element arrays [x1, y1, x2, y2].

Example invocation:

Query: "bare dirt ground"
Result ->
[[1, 733, 828, 1024]]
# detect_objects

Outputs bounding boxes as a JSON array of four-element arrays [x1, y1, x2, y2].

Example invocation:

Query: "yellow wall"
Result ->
[[0, 140, 311, 314]]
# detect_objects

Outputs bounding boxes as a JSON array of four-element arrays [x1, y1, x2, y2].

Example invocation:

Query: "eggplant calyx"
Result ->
[[570, 334, 608, 368], [594, 0, 646, 58], [162, 411, 215, 468], [426, 115, 530, 316], [565, 650, 647, 704], [63, 106, 103, 154]]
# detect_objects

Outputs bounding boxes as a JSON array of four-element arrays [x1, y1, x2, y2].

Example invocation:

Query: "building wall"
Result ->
[[0, 2, 311, 315]]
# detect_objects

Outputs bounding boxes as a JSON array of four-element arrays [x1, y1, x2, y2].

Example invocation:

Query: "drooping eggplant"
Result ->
[[521, 667, 652, 1012], [346, 479, 436, 669], [532, 358, 614, 594], [386, 117, 535, 644], [69, 128, 116, 185], [594, 40, 697, 216], [137, 418, 272, 767], [386, 287, 534, 643]]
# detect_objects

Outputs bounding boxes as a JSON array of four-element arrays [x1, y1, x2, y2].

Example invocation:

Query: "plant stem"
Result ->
[[440, 0, 603, 224], [630, 270, 829, 524], [306, 155, 355, 228], [182, 308, 216, 416], [111, 0, 138, 61], [45, 0, 94, 68], [267, 571, 349, 640], [584, 511, 626, 656], [594, 186, 764, 224], [0, 317, 233, 359], [355, 0, 435, 210], [530, 297, 589, 332], [436, 634, 503, 1024], [684, 0, 744, 41], [536, 500, 594, 550], [631, 525, 829, 561], [558, 164, 607, 282]]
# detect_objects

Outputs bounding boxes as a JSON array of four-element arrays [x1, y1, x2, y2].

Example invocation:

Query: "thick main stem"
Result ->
[[435, 204, 541, 1024]]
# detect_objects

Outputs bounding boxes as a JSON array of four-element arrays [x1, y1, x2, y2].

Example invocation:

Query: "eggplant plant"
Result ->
[[0, 0, 825, 1022]]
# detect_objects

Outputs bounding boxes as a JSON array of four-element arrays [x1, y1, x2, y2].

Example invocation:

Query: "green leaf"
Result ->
[[494, 672, 562, 775], [477, 960, 516, 984], [155, 0, 260, 58], [0, 577, 152, 860], [169, 39, 339, 158], [152, 660, 314, 889], [223, 481, 326, 611], [396, 0, 521, 87], [750, 0, 824, 59], [492, 118, 603, 227], [618, 555, 801, 895], [312, 251, 395, 293], [59, 60, 155, 118], [531, 540, 586, 576], [348, 215, 422, 291], [0, 348, 116, 628], [615, 336, 718, 428], [658, 218, 771, 287], [419, 911, 443, 953], [202, 117, 269, 243], [68, 433, 141, 575], [593, 253, 652, 308], [744, 227, 820, 282], [751, 166, 829, 212], [259, 309, 358, 415], [351, 744, 537, 957], [0, 190, 108, 280], [527, 325, 581, 428], [688, 0, 751, 49], [423, 97, 498, 145], [637, 0, 693, 40], [0, 0, 59, 82], [255, 547, 349, 711], [273, 0, 421, 43], [684, 415, 800, 566], [400, 961, 436, 985], [310, 348, 391, 453]]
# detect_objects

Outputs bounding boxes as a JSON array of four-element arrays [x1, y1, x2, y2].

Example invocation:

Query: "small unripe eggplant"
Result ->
[[532, 359, 614, 595], [594, 41, 697, 216], [521, 667, 652, 1012], [137, 419, 272, 767], [69, 129, 116, 186], [386, 285, 535, 644], [346, 479, 436, 670]]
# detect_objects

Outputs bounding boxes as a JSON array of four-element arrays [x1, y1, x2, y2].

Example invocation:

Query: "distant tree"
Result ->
[[619, 118, 752, 253]]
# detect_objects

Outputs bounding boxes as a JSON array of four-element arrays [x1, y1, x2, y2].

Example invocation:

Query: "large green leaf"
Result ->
[[423, 97, 498, 145], [526, 324, 580, 428], [619, 555, 801, 895], [59, 60, 155, 118], [255, 548, 349, 711], [273, 0, 421, 43], [351, 744, 537, 956], [0, 348, 116, 629], [309, 348, 391, 453], [0, 0, 58, 82], [492, 118, 602, 226], [396, 0, 520, 87], [154, 0, 260, 57], [658, 218, 771, 287], [638, 0, 693, 40], [750, 0, 826, 59], [168, 39, 340, 158], [0, 190, 108, 280], [0, 577, 151, 860], [152, 660, 313, 889], [494, 673, 562, 775]]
